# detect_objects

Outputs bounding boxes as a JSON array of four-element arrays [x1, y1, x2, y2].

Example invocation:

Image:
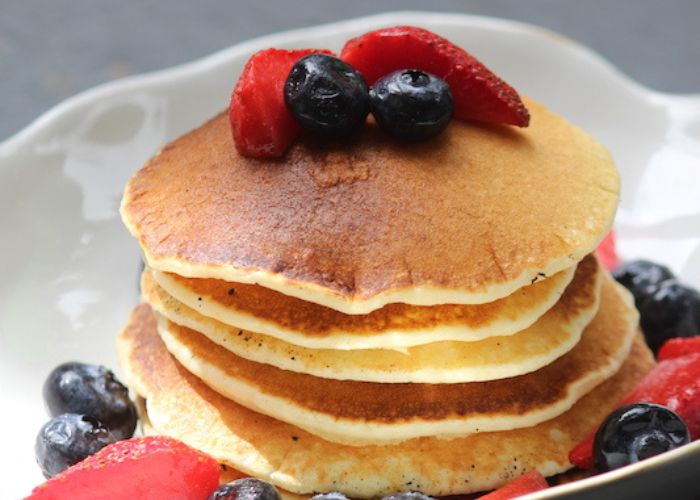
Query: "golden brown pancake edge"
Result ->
[[133, 273, 637, 445]]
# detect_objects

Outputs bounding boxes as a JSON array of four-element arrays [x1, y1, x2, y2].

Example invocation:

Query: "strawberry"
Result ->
[[657, 337, 700, 361], [568, 435, 597, 470], [477, 470, 548, 499], [340, 26, 529, 127], [28, 436, 220, 500], [596, 231, 620, 271], [569, 353, 700, 469], [230, 48, 333, 158]]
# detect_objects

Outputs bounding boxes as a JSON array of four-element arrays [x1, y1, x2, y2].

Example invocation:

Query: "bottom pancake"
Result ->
[[135, 395, 308, 500], [136, 393, 593, 500], [117, 304, 654, 497]]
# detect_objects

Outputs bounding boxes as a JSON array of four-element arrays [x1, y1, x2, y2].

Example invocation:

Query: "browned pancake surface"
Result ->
[[122, 99, 617, 307], [159, 257, 585, 340], [143, 256, 599, 384], [142, 275, 629, 424]]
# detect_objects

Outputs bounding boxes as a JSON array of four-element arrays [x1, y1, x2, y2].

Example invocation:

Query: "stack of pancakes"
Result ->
[[117, 99, 655, 497]]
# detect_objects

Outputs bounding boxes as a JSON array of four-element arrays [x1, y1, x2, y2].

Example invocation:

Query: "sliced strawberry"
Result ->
[[568, 436, 597, 470], [230, 48, 334, 158], [569, 353, 700, 469], [624, 353, 700, 438], [340, 26, 529, 127], [657, 337, 700, 361], [28, 436, 220, 500], [477, 470, 548, 499], [596, 230, 620, 271]]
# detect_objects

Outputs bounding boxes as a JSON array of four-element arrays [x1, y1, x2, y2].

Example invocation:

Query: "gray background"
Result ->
[[1, 0, 699, 142]]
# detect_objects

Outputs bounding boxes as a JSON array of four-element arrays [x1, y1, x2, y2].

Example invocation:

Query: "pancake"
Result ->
[[136, 396, 307, 500], [149, 262, 576, 350], [120, 98, 619, 314], [142, 256, 601, 383], [117, 304, 654, 497], [136, 394, 593, 500], [152, 274, 636, 445]]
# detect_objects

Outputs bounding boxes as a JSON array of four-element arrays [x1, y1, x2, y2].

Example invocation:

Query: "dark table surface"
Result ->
[[1, 0, 699, 142]]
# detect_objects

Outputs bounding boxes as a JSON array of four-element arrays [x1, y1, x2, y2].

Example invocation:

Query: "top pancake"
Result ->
[[121, 99, 619, 314]]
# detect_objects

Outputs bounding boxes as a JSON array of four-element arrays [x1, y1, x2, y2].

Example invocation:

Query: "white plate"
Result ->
[[1, 12, 699, 500]]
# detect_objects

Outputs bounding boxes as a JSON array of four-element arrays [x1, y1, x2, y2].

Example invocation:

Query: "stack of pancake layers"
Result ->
[[118, 99, 655, 498]]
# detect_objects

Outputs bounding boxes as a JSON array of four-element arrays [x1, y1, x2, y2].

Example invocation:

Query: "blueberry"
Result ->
[[638, 279, 700, 353], [35, 413, 116, 478], [310, 493, 349, 500], [207, 478, 281, 500], [43, 362, 137, 440], [612, 260, 700, 353], [369, 69, 453, 141], [612, 260, 674, 306], [594, 403, 689, 472], [284, 54, 369, 137], [381, 493, 434, 500]]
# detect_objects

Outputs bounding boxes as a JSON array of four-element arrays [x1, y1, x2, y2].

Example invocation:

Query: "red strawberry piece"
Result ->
[[657, 337, 700, 361], [569, 353, 700, 469], [568, 434, 597, 470], [596, 231, 620, 270], [340, 26, 529, 127], [28, 436, 220, 500], [230, 48, 334, 158], [477, 470, 548, 499]]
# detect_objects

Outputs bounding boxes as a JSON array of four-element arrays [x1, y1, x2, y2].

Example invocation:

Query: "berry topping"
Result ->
[[613, 260, 675, 300], [381, 493, 433, 500], [35, 413, 116, 478], [613, 260, 700, 353], [43, 361, 137, 440], [624, 353, 700, 440], [29, 436, 220, 500], [340, 26, 529, 127], [310, 493, 350, 500], [593, 403, 689, 472], [638, 279, 700, 353], [208, 478, 282, 500], [657, 337, 700, 361], [569, 352, 700, 469], [477, 470, 548, 499], [284, 54, 370, 137], [596, 231, 619, 270], [369, 69, 453, 141], [230, 48, 334, 158]]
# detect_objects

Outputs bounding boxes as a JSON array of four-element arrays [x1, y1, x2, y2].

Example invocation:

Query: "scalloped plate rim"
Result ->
[[3, 10, 698, 155]]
